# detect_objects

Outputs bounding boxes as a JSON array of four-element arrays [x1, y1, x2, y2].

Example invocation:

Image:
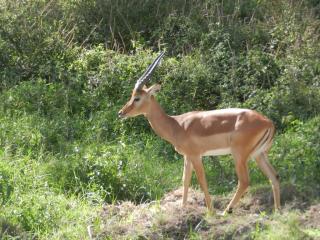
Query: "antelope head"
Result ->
[[118, 52, 164, 118]]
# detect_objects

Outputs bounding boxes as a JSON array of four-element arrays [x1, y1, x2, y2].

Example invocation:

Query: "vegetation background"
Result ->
[[0, 0, 319, 239]]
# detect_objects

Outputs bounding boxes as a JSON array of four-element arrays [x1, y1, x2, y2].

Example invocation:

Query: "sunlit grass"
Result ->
[[251, 212, 309, 240]]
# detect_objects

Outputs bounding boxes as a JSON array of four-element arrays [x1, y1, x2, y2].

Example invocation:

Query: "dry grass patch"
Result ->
[[96, 185, 319, 240]]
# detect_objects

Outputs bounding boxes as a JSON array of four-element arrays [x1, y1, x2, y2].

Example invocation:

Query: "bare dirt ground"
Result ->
[[96, 185, 320, 239]]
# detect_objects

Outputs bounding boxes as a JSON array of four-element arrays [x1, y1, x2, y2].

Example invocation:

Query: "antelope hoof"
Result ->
[[274, 207, 282, 214], [222, 207, 233, 216], [207, 207, 215, 215]]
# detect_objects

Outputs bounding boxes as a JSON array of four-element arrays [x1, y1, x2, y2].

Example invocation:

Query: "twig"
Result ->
[[87, 225, 93, 240], [194, 219, 204, 232], [81, 18, 103, 48]]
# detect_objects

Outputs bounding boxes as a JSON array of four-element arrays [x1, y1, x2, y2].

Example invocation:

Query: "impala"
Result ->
[[118, 52, 280, 214]]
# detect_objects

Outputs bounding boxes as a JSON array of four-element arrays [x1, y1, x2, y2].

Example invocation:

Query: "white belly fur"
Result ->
[[202, 148, 231, 156]]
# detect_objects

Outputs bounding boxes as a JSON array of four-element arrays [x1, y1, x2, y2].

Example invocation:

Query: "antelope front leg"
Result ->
[[182, 156, 193, 206], [189, 155, 213, 212]]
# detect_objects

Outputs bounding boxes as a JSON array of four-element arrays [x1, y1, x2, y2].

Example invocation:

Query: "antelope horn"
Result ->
[[134, 52, 165, 90]]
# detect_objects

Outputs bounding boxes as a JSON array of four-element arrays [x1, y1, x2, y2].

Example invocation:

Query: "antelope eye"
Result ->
[[133, 97, 140, 102]]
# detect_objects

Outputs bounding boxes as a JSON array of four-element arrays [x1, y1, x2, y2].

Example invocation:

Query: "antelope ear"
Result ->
[[146, 84, 161, 95]]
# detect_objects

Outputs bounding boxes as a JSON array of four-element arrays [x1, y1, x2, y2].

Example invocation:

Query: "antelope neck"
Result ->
[[145, 98, 177, 144]]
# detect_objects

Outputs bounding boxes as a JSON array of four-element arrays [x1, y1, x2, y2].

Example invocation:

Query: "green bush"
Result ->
[[44, 135, 181, 203], [0, 161, 14, 205]]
